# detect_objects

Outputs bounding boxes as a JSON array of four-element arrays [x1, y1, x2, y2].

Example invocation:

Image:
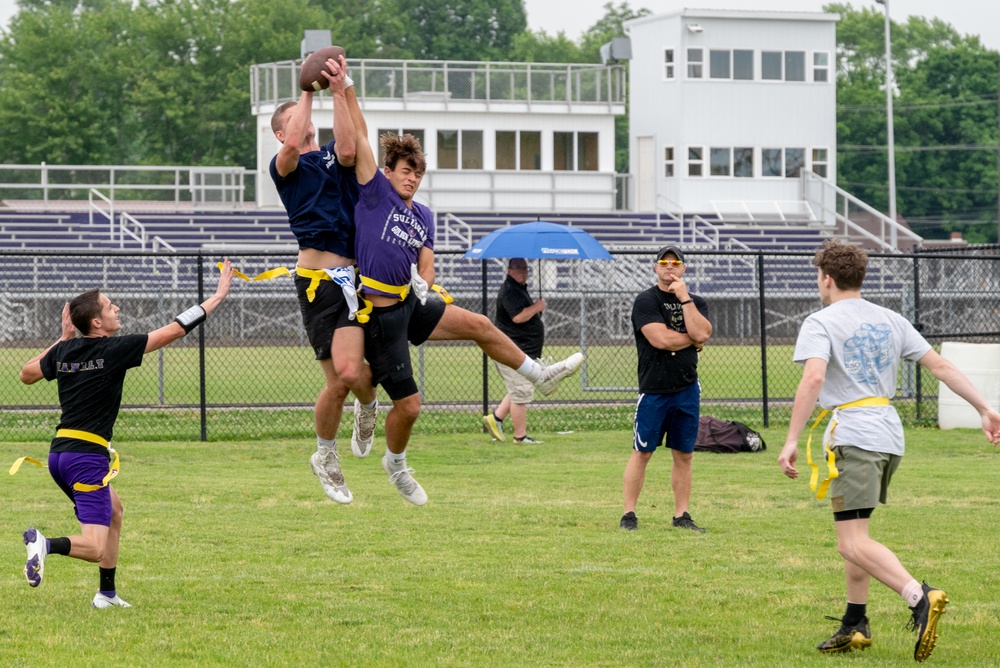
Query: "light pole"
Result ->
[[876, 0, 897, 246]]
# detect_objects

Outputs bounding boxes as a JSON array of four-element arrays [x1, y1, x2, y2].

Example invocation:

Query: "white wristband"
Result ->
[[344, 75, 354, 89]]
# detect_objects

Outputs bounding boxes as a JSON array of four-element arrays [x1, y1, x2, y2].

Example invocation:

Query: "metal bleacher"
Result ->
[[1, 205, 843, 299]]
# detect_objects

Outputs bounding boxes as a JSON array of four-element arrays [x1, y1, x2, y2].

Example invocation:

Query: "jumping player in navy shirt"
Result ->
[[268, 51, 378, 505]]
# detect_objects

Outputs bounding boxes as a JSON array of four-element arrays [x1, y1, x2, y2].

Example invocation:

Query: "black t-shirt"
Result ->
[[631, 286, 709, 394], [495, 275, 544, 359], [40, 334, 148, 454]]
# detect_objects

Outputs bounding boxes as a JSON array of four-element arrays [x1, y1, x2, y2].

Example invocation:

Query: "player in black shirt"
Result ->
[[17, 260, 233, 608], [620, 246, 711, 533]]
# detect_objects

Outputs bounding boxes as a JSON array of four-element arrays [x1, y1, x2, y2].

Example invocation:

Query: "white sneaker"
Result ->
[[351, 398, 377, 458], [23, 527, 46, 587], [381, 455, 427, 506], [92, 592, 132, 608], [310, 448, 353, 504], [535, 352, 584, 396]]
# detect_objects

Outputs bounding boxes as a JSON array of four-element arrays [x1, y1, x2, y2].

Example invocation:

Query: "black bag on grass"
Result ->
[[694, 416, 766, 453]]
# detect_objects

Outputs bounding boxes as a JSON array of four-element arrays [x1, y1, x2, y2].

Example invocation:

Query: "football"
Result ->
[[299, 45, 347, 92]]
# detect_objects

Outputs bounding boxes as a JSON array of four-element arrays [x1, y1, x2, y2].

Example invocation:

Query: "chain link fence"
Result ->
[[2, 248, 998, 443]]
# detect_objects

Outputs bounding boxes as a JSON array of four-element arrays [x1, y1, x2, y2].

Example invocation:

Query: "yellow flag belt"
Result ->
[[9, 429, 120, 492], [807, 397, 890, 500]]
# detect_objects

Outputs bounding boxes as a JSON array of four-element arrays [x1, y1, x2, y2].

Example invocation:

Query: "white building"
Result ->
[[251, 59, 626, 212], [625, 9, 839, 217]]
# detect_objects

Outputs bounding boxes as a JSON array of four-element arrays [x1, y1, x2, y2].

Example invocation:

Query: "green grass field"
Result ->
[[2, 427, 998, 666]]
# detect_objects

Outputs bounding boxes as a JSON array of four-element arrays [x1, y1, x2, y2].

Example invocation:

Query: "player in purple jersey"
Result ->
[[268, 52, 378, 504], [16, 261, 234, 608], [339, 56, 584, 505]]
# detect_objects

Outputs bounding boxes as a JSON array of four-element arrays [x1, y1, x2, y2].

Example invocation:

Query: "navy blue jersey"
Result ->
[[269, 140, 359, 257]]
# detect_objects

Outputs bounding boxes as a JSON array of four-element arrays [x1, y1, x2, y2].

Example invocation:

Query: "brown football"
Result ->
[[299, 45, 347, 92]]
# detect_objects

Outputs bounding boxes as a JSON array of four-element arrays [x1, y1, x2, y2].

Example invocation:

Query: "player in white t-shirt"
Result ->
[[778, 240, 1000, 661]]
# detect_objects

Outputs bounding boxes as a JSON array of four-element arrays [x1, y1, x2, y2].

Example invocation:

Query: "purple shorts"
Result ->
[[48, 451, 114, 526]]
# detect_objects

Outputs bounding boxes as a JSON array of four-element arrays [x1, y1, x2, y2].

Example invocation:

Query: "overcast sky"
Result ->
[[0, 0, 997, 52], [523, 0, 999, 51]]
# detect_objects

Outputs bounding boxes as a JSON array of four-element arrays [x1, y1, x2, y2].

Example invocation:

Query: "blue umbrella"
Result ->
[[462, 221, 613, 260]]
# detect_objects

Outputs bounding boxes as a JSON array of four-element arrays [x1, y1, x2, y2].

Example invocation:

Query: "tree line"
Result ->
[[0, 1, 996, 240]]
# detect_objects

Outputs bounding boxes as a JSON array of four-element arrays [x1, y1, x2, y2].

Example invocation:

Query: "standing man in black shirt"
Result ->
[[16, 260, 234, 608], [620, 246, 711, 532], [483, 258, 547, 444]]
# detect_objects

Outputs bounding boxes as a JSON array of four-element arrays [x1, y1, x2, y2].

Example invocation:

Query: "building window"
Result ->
[[710, 147, 731, 176], [664, 48, 675, 80], [813, 51, 829, 82], [734, 147, 754, 177], [497, 130, 541, 170], [734, 50, 754, 80], [462, 131, 483, 169], [709, 50, 731, 79], [554, 131, 599, 171], [687, 48, 703, 79], [785, 51, 806, 81], [664, 147, 675, 177], [378, 128, 425, 167], [785, 148, 805, 177], [762, 148, 783, 177], [762, 51, 807, 82], [762, 51, 782, 81], [812, 148, 829, 177], [688, 146, 704, 177], [437, 130, 483, 170], [438, 130, 458, 169]]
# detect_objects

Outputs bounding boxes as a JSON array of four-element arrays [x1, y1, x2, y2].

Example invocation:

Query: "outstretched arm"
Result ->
[[777, 357, 827, 479], [920, 348, 1000, 444], [274, 91, 315, 178], [323, 54, 356, 167], [343, 59, 375, 186], [144, 259, 234, 353], [19, 303, 77, 384]]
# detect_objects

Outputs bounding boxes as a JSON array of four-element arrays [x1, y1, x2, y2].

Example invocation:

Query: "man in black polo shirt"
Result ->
[[17, 261, 233, 608], [620, 246, 712, 532], [483, 258, 547, 444]]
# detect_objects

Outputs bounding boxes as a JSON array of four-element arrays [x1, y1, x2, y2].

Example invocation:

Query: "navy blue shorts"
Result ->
[[632, 382, 701, 453], [48, 451, 114, 526]]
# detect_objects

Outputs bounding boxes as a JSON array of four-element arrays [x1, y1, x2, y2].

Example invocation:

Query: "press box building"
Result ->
[[625, 8, 839, 218]]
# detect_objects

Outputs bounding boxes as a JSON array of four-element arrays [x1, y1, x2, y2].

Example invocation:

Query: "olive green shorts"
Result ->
[[828, 445, 902, 513]]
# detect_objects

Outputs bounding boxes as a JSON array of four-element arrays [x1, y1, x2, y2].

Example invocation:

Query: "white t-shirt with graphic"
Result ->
[[794, 298, 931, 455]]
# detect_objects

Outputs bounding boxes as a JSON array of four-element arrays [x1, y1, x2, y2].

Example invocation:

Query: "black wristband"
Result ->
[[679, 299, 694, 305], [174, 305, 207, 333]]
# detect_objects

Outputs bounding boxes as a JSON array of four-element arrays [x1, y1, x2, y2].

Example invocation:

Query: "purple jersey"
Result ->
[[354, 170, 435, 298]]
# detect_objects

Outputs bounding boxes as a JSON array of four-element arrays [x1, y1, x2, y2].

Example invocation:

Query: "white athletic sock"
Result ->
[[516, 356, 543, 382], [361, 399, 377, 409], [317, 436, 336, 451], [901, 579, 923, 607], [385, 449, 407, 469]]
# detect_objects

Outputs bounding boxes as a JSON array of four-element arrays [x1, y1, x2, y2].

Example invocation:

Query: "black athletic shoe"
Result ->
[[619, 512, 637, 531], [672, 512, 706, 533], [816, 615, 872, 653], [907, 582, 948, 662]]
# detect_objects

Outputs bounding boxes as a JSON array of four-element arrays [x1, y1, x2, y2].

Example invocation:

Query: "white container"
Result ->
[[938, 342, 1000, 429]]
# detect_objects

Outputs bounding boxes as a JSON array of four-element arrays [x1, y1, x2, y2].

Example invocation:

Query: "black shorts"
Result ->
[[295, 274, 362, 361], [364, 293, 446, 400]]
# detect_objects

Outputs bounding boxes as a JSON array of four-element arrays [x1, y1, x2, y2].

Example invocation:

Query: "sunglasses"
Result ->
[[657, 259, 684, 267]]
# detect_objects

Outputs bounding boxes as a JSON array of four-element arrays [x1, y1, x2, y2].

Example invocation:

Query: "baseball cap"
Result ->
[[655, 245, 686, 263]]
